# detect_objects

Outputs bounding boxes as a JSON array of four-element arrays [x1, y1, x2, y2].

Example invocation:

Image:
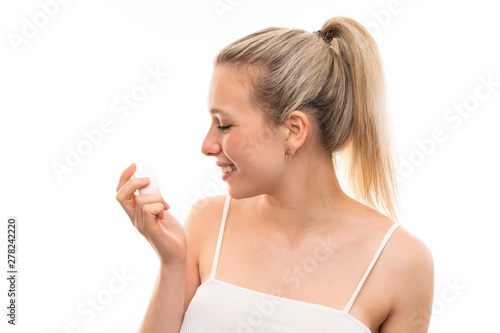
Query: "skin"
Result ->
[[116, 64, 434, 332], [116, 165, 187, 332], [191, 64, 434, 332]]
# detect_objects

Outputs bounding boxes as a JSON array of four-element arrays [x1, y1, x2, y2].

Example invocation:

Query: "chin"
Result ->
[[227, 186, 264, 201]]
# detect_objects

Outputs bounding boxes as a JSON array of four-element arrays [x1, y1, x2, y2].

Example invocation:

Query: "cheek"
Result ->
[[233, 128, 282, 165]]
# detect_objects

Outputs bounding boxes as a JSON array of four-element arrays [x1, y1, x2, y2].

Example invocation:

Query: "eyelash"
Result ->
[[217, 125, 231, 132]]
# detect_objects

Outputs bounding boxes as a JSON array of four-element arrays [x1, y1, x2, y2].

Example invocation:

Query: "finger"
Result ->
[[142, 202, 165, 230], [156, 207, 165, 220], [134, 194, 167, 211], [133, 191, 169, 209], [116, 177, 151, 203], [116, 163, 136, 192], [134, 194, 166, 229], [140, 194, 170, 211]]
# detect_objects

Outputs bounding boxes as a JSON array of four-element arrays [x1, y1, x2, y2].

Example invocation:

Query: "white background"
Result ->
[[1, 0, 499, 332]]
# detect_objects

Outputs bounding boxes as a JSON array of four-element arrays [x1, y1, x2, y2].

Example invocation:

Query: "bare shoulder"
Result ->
[[184, 194, 228, 254], [183, 194, 228, 312], [384, 225, 434, 284], [185, 194, 227, 226], [379, 224, 434, 332]]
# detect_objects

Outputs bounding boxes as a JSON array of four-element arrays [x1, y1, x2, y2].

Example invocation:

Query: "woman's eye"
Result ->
[[217, 125, 231, 132]]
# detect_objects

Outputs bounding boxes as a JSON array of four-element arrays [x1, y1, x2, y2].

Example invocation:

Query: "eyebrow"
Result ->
[[209, 108, 230, 116]]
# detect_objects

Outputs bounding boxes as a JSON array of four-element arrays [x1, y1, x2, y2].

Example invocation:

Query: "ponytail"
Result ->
[[214, 16, 403, 222], [320, 17, 403, 221]]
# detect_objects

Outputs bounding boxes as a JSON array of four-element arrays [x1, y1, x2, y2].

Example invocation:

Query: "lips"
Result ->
[[222, 167, 236, 180], [216, 161, 234, 167], [221, 165, 236, 174], [217, 161, 236, 179]]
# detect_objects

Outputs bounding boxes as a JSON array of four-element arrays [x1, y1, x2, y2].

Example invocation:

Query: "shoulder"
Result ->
[[184, 194, 228, 258], [183, 194, 228, 311], [360, 216, 434, 298], [379, 224, 434, 331], [184, 194, 226, 261], [185, 194, 228, 225], [385, 224, 434, 285]]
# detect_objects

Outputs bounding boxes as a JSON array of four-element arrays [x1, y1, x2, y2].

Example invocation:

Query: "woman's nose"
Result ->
[[201, 128, 221, 156]]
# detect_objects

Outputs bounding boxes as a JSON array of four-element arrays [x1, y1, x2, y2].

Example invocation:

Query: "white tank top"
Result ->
[[180, 195, 400, 333]]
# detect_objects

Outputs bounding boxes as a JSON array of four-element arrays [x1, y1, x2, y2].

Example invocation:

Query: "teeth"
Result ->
[[221, 165, 236, 174]]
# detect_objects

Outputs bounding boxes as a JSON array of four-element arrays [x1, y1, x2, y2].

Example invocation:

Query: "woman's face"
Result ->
[[202, 65, 288, 199]]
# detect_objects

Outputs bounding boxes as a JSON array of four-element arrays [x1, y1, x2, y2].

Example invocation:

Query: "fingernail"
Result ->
[[142, 177, 149, 182], [127, 162, 135, 170]]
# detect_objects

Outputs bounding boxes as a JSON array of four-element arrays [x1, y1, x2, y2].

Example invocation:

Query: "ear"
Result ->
[[280, 110, 309, 151]]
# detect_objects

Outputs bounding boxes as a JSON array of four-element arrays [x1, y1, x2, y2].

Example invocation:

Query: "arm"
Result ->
[[380, 229, 435, 333], [183, 198, 206, 313], [115, 163, 190, 332], [137, 263, 187, 333], [138, 196, 216, 331]]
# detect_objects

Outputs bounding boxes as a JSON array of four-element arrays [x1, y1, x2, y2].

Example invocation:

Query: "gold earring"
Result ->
[[285, 148, 295, 160]]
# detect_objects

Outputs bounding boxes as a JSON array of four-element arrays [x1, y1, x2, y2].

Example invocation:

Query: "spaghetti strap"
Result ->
[[343, 222, 401, 313], [210, 194, 231, 279]]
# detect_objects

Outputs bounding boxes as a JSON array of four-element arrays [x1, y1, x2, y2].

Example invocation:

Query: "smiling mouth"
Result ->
[[221, 165, 236, 174]]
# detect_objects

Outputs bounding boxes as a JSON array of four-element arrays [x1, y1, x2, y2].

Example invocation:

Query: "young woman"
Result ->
[[116, 16, 434, 333]]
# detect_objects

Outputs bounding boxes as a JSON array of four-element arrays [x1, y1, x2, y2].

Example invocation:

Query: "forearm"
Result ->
[[137, 263, 187, 333]]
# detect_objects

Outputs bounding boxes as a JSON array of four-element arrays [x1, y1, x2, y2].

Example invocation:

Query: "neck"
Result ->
[[254, 153, 352, 241]]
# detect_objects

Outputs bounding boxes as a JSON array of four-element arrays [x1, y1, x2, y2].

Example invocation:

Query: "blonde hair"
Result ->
[[214, 16, 403, 222]]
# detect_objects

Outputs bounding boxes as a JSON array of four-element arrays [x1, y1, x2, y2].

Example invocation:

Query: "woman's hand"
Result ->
[[115, 163, 187, 267]]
